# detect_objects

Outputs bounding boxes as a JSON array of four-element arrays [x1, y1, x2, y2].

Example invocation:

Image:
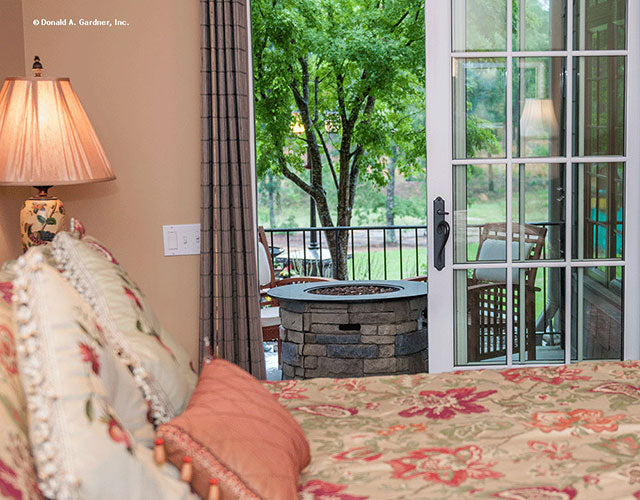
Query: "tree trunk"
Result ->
[[267, 174, 276, 228], [324, 229, 350, 280], [488, 164, 495, 192], [386, 158, 396, 243]]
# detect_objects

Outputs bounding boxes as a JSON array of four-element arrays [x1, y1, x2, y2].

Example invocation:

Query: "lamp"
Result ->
[[0, 57, 115, 251], [520, 98, 560, 140]]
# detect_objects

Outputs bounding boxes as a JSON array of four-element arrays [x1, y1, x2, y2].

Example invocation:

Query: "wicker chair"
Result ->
[[466, 223, 546, 362], [258, 227, 331, 364]]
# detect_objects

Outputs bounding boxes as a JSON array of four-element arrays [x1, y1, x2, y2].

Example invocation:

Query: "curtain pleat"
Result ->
[[200, 0, 265, 378]]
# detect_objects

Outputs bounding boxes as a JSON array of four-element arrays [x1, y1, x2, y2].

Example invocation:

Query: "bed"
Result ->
[[265, 361, 640, 499]]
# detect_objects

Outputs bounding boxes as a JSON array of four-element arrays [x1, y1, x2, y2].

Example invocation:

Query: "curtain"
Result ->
[[200, 0, 266, 378]]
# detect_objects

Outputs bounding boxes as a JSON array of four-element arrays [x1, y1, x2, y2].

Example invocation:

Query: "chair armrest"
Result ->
[[467, 282, 539, 293], [404, 275, 428, 283], [272, 276, 334, 287]]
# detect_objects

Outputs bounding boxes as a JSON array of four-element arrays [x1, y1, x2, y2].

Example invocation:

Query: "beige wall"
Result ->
[[0, 0, 27, 260], [0, 0, 202, 362]]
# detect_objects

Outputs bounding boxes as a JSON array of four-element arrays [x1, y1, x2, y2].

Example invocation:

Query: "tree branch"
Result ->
[[278, 156, 313, 197], [336, 73, 347, 124], [392, 10, 409, 30], [313, 122, 339, 190]]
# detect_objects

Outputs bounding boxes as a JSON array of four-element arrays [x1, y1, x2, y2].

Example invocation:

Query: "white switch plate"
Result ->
[[162, 224, 201, 256]]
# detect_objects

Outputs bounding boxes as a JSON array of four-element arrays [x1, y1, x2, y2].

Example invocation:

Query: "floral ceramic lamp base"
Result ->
[[20, 188, 65, 251]]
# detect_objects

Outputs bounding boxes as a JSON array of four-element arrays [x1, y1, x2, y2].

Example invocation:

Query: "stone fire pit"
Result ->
[[267, 280, 428, 379]]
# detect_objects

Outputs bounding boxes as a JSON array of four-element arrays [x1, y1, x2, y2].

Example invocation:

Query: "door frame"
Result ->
[[425, 0, 640, 373]]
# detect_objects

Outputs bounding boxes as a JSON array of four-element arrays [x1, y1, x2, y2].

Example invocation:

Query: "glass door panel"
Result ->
[[453, 59, 507, 159], [513, 57, 565, 157], [573, 56, 626, 157], [426, 0, 637, 373], [512, 267, 566, 363], [571, 266, 623, 361], [572, 163, 624, 260], [513, 0, 567, 51], [453, 164, 507, 263], [574, 0, 627, 50], [455, 268, 508, 365], [513, 163, 565, 261], [452, 0, 507, 52]]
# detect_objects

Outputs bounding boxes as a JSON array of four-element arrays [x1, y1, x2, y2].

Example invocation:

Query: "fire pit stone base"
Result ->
[[279, 296, 427, 379]]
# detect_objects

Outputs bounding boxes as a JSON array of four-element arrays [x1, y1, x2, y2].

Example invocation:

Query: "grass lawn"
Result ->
[[345, 247, 550, 326], [347, 248, 428, 280]]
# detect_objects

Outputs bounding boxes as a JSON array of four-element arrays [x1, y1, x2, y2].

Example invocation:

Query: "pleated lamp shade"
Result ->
[[0, 77, 115, 186], [519, 98, 560, 140]]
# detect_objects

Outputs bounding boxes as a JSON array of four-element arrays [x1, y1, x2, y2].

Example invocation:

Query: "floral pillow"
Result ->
[[0, 270, 42, 500], [52, 232, 197, 420], [12, 251, 198, 500]]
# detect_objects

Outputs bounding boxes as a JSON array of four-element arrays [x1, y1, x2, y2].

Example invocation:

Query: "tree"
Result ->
[[252, 0, 425, 279], [385, 148, 397, 243]]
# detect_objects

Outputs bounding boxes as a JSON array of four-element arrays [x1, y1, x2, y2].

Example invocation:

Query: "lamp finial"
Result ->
[[32, 56, 43, 77]]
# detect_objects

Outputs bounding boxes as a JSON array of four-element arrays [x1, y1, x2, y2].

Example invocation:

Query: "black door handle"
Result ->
[[433, 197, 450, 271]]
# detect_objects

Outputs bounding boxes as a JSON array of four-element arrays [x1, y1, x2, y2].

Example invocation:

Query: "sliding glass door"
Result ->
[[425, 0, 639, 372]]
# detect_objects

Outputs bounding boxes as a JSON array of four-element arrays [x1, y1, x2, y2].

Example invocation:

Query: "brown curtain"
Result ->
[[200, 0, 266, 378]]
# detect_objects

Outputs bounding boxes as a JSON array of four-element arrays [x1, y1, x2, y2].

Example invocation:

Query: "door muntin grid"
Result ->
[[449, 0, 627, 367]]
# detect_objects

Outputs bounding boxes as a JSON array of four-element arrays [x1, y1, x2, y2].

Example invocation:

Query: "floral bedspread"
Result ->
[[265, 361, 640, 500]]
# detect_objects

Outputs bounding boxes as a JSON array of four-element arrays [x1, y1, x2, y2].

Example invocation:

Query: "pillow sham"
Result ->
[[0, 270, 42, 500], [52, 231, 197, 421], [158, 358, 310, 500], [13, 251, 197, 500]]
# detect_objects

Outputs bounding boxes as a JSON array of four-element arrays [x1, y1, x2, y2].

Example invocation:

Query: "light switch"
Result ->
[[168, 231, 178, 250], [162, 224, 201, 256]]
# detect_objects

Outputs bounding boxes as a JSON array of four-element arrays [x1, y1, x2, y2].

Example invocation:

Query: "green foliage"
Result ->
[[252, 0, 426, 220]]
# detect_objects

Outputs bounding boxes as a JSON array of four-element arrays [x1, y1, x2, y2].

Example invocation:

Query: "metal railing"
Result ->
[[263, 225, 428, 281], [263, 222, 565, 346]]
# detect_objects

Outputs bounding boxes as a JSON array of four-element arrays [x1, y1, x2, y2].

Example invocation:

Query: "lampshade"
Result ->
[[519, 98, 560, 140], [0, 77, 115, 186]]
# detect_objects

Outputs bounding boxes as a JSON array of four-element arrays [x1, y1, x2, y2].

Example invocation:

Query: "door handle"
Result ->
[[433, 197, 450, 271]]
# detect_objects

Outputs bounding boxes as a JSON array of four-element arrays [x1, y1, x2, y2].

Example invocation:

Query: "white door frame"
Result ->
[[425, 0, 640, 373]]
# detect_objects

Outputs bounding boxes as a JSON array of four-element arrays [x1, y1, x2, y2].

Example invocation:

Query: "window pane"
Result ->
[[571, 267, 623, 361], [574, 0, 626, 50], [453, 0, 507, 52], [513, 0, 567, 51], [455, 268, 508, 365], [573, 56, 625, 156], [572, 163, 624, 260], [512, 267, 565, 363], [453, 58, 507, 159], [453, 164, 507, 264], [513, 57, 565, 157], [513, 164, 565, 260]]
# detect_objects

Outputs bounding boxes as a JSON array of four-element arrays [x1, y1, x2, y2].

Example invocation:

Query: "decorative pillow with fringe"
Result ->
[[158, 358, 311, 500], [13, 250, 198, 500], [0, 269, 42, 500], [52, 231, 197, 421]]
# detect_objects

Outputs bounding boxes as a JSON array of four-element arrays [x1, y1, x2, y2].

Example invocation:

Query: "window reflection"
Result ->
[[513, 0, 567, 51], [573, 163, 624, 261], [453, 0, 507, 52], [571, 267, 623, 361], [513, 164, 565, 261], [573, 56, 625, 156], [574, 0, 626, 50], [513, 58, 565, 157], [453, 59, 507, 159]]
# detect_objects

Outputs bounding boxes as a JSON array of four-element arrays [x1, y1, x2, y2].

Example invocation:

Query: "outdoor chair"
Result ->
[[467, 222, 546, 362], [258, 226, 331, 364]]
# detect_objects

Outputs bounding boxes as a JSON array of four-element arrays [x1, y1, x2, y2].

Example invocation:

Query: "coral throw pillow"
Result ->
[[158, 359, 311, 500]]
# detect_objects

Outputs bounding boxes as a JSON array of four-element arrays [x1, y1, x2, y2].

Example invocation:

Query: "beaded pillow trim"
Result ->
[[51, 236, 174, 424], [13, 251, 80, 499]]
